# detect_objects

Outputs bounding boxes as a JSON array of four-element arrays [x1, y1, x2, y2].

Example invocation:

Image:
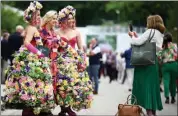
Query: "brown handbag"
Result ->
[[115, 94, 145, 116]]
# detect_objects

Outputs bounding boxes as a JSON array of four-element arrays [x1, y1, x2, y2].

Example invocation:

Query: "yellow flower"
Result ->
[[35, 1, 43, 9], [44, 85, 49, 93], [60, 86, 65, 90], [9, 98, 12, 103], [62, 8, 70, 15], [20, 61, 25, 65], [71, 82, 74, 86], [58, 12, 65, 18], [34, 32, 40, 37], [63, 80, 68, 86]]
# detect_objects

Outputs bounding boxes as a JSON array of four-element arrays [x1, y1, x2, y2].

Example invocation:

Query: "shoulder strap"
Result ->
[[148, 29, 155, 42]]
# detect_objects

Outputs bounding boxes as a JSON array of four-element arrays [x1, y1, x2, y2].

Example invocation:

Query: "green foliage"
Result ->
[[1, 4, 26, 33], [2, 1, 178, 41]]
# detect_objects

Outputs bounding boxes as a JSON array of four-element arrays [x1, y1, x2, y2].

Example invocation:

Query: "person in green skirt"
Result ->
[[128, 15, 166, 116], [157, 32, 178, 104]]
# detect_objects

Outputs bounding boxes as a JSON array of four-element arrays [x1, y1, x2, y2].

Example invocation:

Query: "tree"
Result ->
[[2, 1, 110, 26], [1, 4, 26, 33]]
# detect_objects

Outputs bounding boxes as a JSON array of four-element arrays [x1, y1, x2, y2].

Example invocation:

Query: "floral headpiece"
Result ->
[[65, 5, 76, 19], [24, 1, 43, 23], [58, 8, 70, 22]]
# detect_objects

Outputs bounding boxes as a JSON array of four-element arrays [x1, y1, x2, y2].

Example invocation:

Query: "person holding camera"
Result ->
[[128, 15, 165, 116]]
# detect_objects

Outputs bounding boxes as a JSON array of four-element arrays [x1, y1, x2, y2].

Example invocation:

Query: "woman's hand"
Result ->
[[128, 31, 138, 38]]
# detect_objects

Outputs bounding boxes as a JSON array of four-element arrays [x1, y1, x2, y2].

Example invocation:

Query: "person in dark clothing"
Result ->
[[121, 48, 134, 91], [106, 50, 113, 79], [110, 52, 118, 83], [8, 25, 24, 65], [98, 54, 104, 79], [88, 38, 101, 95], [1, 32, 10, 84]]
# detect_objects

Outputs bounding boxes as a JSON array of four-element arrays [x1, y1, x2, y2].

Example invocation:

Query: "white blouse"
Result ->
[[131, 29, 164, 52]]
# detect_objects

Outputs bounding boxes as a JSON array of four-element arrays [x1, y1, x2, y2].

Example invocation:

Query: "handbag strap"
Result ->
[[127, 94, 137, 102], [125, 98, 138, 105], [147, 29, 155, 43]]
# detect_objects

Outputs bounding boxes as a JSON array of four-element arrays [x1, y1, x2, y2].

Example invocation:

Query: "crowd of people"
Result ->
[[1, 1, 178, 116], [85, 15, 178, 116]]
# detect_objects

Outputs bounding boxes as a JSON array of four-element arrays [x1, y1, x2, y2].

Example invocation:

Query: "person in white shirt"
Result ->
[[128, 15, 165, 116], [88, 38, 102, 95]]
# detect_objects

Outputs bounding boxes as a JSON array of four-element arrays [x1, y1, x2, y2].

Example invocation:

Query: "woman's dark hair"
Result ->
[[163, 32, 172, 49]]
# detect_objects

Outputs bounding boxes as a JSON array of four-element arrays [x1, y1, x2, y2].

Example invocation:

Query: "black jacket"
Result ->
[[1, 39, 9, 60], [8, 32, 23, 56]]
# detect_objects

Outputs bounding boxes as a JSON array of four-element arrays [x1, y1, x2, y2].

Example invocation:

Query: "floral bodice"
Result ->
[[60, 37, 77, 49], [157, 42, 177, 63]]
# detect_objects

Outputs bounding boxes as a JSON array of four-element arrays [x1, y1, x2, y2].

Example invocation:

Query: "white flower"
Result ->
[[35, 62, 42, 66], [28, 3, 35, 12]]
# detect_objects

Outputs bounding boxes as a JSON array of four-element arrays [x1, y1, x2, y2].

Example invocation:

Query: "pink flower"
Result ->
[[87, 95, 93, 100], [20, 94, 30, 101], [7, 81, 14, 86], [39, 89, 43, 93], [19, 79, 23, 83]]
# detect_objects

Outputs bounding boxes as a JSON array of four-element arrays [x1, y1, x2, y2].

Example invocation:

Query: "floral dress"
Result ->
[[40, 28, 93, 111], [4, 32, 56, 115], [56, 37, 93, 111]]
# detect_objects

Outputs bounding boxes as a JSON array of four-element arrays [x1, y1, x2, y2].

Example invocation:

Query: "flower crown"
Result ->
[[24, 1, 43, 23], [65, 5, 76, 18], [58, 5, 76, 22], [58, 8, 69, 22]]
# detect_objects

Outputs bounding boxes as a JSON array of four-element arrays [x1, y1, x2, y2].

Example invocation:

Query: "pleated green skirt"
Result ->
[[131, 59, 163, 111]]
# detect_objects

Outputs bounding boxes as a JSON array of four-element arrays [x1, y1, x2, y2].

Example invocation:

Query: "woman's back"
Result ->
[[131, 29, 164, 52]]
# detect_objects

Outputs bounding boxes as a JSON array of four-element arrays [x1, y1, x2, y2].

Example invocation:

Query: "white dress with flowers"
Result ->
[[4, 32, 56, 115]]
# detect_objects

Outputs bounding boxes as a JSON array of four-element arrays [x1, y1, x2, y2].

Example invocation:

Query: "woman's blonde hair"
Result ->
[[41, 10, 58, 27], [147, 15, 166, 34]]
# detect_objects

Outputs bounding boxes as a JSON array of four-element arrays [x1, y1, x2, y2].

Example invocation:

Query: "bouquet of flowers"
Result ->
[[55, 40, 93, 111], [4, 46, 56, 115]]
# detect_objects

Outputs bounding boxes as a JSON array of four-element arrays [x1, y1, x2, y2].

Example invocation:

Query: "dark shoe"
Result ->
[[58, 106, 67, 116], [165, 97, 169, 104], [152, 110, 156, 116], [66, 107, 77, 116], [146, 109, 153, 116], [1, 103, 5, 111], [22, 108, 36, 116], [171, 97, 176, 104], [39, 111, 53, 116], [58, 112, 67, 116], [93, 91, 98, 95]]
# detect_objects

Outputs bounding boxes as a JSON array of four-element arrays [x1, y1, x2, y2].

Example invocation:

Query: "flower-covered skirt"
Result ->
[[54, 49, 93, 111], [4, 46, 56, 115]]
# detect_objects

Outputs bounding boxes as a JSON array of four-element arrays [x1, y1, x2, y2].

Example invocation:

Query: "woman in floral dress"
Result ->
[[54, 6, 93, 116], [4, 1, 55, 116]]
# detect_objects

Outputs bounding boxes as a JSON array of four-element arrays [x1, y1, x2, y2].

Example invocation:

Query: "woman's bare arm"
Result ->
[[76, 30, 83, 51], [24, 26, 36, 45]]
